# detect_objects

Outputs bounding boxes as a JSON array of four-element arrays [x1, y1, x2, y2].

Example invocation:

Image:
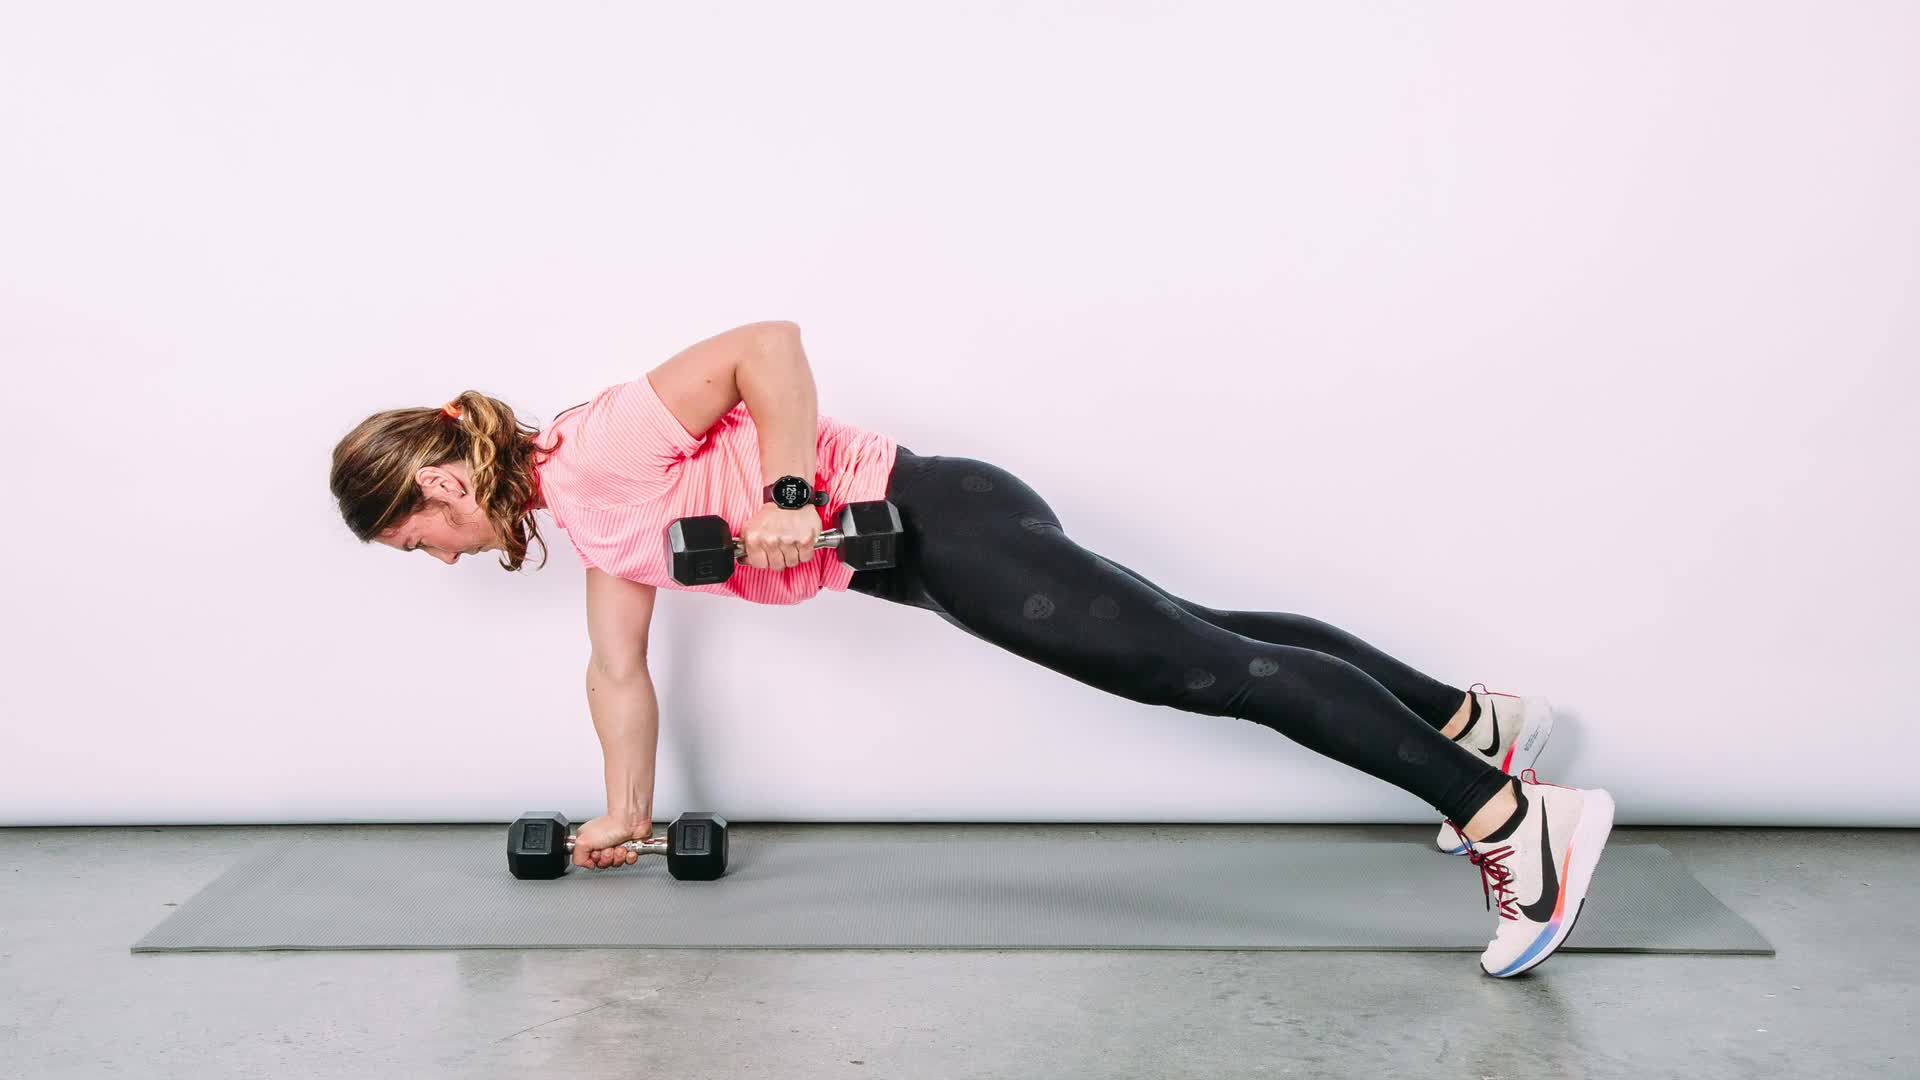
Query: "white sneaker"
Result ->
[[1445, 769, 1616, 978], [1436, 684, 1555, 855]]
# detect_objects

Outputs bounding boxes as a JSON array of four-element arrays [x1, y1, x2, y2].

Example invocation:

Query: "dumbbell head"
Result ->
[[507, 811, 574, 880], [664, 812, 729, 881], [830, 500, 903, 571], [667, 515, 739, 586]]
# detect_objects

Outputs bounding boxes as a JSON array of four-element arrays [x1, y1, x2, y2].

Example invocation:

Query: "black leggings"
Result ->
[[846, 447, 1513, 826]]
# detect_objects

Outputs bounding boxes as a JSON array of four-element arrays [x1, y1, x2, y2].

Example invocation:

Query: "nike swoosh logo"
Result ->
[[1475, 703, 1503, 760], [1520, 806, 1561, 922]]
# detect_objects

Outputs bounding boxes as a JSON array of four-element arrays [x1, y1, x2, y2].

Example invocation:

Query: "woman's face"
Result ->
[[375, 461, 498, 565]]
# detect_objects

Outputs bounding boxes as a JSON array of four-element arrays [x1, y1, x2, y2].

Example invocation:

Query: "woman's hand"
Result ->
[[739, 504, 821, 571], [572, 814, 651, 870]]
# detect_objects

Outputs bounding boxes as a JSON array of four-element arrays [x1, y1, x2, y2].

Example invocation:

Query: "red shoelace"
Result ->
[[1468, 841, 1519, 919], [1456, 766, 1557, 921]]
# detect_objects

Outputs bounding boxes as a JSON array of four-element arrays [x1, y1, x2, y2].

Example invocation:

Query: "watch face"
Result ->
[[772, 476, 809, 507]]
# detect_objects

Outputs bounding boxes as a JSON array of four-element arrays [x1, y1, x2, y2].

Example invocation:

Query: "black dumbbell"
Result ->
[[507, 811, 729, 881], [666, 499, 903, 586]]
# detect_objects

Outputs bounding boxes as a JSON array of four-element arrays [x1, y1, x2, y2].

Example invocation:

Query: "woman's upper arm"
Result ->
[[585, 567, 657, 677], [644, 320, 794, 441]]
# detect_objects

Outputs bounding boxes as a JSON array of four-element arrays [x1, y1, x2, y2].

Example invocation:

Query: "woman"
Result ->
[[330, 320, 1614, 978]]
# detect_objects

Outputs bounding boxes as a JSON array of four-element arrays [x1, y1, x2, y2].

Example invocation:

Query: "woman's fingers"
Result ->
[[569, 846, 640, 870]]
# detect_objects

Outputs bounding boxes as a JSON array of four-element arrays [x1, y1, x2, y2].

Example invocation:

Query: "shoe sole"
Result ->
[[1437, 698, 1557, 855], [1480, 788, 1616, 978]]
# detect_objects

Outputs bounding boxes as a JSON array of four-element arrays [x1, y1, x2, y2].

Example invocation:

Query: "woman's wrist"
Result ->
[[609, 805, 653, 831]]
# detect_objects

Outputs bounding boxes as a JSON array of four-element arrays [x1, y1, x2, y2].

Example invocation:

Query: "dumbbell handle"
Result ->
[[727, 529, 848, 561], [567, 834, 671, 856]]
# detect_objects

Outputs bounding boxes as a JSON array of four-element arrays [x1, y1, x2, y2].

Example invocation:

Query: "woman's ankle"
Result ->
[[1439, 691, 1474, 740], [1460, 779, 1520, 843]]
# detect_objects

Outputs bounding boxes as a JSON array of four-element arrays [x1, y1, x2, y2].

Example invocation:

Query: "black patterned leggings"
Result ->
[[846, 446, 1513, 826]]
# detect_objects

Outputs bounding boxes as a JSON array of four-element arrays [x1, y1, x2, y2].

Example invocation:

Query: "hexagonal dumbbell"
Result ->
[[667, 499, 903, 586], [506, 811, 729, 881]]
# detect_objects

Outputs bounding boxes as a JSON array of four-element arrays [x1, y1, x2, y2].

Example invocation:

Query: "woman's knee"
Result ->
[[1161, 644, 1371, 720]]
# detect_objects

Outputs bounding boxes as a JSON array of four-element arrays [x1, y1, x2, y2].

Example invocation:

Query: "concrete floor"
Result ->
[[1, 823, 1913, 1080]]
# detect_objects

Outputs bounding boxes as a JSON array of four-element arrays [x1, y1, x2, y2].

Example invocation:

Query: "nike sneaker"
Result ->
[[1445, 768, 1616, 978], [1437, 684, 1554, 855]]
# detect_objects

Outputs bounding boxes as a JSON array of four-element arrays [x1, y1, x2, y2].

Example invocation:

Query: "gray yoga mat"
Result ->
[[132, 829, 1772, 954]]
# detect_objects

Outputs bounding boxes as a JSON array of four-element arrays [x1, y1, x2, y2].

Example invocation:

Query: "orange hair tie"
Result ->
[[440, 400, 464, 421]]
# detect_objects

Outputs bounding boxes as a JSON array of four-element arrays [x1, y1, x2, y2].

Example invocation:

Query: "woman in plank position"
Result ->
[[330, 320, 1615, 978]]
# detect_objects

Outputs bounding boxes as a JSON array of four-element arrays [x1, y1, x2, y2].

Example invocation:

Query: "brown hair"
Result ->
[[330, 391, 563, 572]]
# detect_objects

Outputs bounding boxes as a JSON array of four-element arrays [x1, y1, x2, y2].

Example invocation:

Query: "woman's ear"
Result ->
[[414, 465, 459, 499]]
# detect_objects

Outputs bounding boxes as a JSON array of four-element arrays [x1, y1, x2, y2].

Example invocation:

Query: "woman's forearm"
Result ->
[[585, 664, 660, 827]]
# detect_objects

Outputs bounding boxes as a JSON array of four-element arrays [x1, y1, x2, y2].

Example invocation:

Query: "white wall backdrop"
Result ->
[[4, 2, 1915, 827]]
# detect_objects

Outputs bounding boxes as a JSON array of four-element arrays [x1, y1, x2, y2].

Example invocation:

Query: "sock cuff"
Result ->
[[1453, 690, 1484, 742], [1479, 779, 1527, 844]]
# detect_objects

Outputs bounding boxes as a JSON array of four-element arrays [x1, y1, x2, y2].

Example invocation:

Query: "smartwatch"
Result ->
[[762, 475, 828, 510]]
